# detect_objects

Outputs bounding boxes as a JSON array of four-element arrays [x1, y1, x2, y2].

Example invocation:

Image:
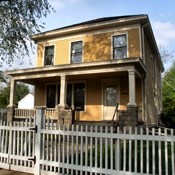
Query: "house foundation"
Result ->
[[118, 105, 138, 127], [57, 105, 72, 125]]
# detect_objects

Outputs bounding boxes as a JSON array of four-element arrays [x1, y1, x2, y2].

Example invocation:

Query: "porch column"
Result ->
[[7, 78, 16, 122], [127, 70, 137, 107], [57, 75, 72, 125], [58, 75, 67, 108]]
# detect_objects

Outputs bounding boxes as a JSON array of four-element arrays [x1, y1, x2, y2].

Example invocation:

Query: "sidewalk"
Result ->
[[0, 168, 33, 175]]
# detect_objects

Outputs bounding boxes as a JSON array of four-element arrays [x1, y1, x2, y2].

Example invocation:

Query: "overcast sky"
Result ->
[[5, 0, 175, 70]]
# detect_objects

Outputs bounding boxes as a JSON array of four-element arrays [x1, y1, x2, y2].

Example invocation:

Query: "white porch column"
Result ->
[[7, 78, 16, 122], [58, 75, 67, 108], [9, 78, 16, 107], [127, 70, 137, 106]]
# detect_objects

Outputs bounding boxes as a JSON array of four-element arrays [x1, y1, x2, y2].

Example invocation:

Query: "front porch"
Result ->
[[6, 58, 146, 126]]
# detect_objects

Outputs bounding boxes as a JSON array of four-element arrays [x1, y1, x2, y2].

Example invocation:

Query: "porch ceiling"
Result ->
[[6, 58, 146, 85]]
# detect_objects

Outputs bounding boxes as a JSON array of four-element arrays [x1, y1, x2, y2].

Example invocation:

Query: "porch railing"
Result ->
[[14, 108, 36, 118], [14, 108, 59, 119], [45, 108, 58, 119]]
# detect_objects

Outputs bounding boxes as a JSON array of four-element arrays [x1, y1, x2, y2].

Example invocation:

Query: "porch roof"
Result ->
[[6, 58, 146, 85]]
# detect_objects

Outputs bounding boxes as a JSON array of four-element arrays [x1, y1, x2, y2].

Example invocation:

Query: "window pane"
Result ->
[[106, 87, 117, 106], [57, 84, 60, 104], [113, 35, 126, 47], [66, 84, 72, 107], [114, 47, 127, 59], [45, 46, 54, 65], [71, 53, 82, 63], [46, 85, 56, 108], [74, 83, 85, 111], [71, 41, 82, 63], [113, 35, 127, 59]]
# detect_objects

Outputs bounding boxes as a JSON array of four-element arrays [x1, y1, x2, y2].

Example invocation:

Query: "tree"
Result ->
[[0, 82, 29, 108], [159, 45, 174, 64], [0, 0, 53, 66], [161, 61, 175, 128]]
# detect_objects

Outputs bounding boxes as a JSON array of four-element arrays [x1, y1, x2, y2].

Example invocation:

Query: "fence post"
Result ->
[[34, 106, 45, 175]]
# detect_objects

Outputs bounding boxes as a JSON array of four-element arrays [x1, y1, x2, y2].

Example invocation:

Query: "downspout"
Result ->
[[141, 23, 148, 127]]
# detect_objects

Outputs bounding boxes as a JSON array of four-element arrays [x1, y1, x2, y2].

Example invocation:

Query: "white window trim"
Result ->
[[111, 33, 128, 60], [43, 44, 56, 66], [102, 78, 120, 120], [69, 40, 84, 64]]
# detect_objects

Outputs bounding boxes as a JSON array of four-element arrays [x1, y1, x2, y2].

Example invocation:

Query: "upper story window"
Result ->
[[113, 34, 127, 59], [44, 45, 54, 66], [71, 41, 82, 63]]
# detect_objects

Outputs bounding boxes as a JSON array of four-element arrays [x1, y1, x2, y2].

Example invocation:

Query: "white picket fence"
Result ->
[[0, 108, 175, 175]]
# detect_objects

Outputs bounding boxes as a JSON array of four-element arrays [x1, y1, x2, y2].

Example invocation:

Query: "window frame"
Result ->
[[70, 40, 83, 64], [45, 83, 60, 108], [45, 81, 86, 112], [44, 45, 55, 66], [66, 81, 86, 112], [112, 34, 128, 59]]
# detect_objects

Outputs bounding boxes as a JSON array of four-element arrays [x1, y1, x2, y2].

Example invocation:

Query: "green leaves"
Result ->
[[0, 0, 54, 67], [162, 61, 175, 128], [0, 82, 29, 108]]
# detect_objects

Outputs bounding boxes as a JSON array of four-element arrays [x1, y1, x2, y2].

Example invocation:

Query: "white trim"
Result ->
[[102, 78, 120, 120], [69, 39, 84, 64], [37, 25, 140, 43], [139, 24, 143, 59], [111, 33, 128, 60], [32, 16, 146, 41]]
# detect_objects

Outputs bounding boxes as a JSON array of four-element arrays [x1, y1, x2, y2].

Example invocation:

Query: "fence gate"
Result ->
[[0, 117, 36, 174]]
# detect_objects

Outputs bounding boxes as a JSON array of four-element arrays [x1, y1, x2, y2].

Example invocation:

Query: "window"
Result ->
[[66, 82, 85, 111], [46, 84, 60, 108], [106, 86, 117, 106], [74, 83, 85, 111], [46, 82, 85, 111], [113, 34, 127, 59], [44, 45, 54, 66], [71, 41, 82, 63], [46, 85, 56, 108]]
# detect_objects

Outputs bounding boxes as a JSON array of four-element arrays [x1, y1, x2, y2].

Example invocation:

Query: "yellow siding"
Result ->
[[84, 33, 111, 62], [36, 28, 141, 66], [128, 28, 140, 57], [36, 44, 44, 67], [120, 77, 129, 105], [55, 40, 69, 65], [34, 83, 45, 106], [75, 79, 102, 121]]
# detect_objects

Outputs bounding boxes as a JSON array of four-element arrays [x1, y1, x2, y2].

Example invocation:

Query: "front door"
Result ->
[[103, 80, 119, 120]]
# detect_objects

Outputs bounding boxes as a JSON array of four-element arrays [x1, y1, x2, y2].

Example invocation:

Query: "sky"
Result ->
[[4, 0, 175, 70]]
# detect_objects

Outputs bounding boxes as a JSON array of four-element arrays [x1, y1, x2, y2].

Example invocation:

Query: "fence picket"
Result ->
[[110, 126, 113, 170], [158, 128, 162, 175], [165, 128, 168, 175], [1, 110, 175, 175]]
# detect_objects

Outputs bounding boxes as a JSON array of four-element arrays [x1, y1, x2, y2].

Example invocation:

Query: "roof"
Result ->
[[43, 14, 147, 33], [32, 14, 148, 40]]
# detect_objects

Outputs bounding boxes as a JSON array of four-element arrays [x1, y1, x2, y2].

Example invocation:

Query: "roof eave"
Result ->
[[31, 15, 148, 42]]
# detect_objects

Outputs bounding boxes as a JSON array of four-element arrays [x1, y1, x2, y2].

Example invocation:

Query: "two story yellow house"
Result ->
[[7, 14, 164, 126]]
